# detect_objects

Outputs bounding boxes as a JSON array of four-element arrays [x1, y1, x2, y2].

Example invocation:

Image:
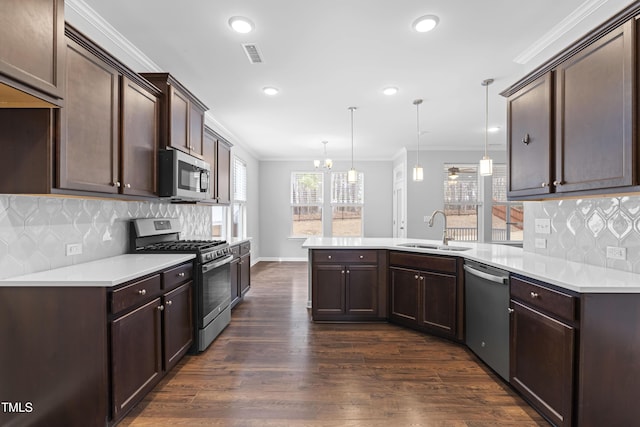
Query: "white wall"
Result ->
[[406, 149, 507, 240], [259, 160, 393, 260]]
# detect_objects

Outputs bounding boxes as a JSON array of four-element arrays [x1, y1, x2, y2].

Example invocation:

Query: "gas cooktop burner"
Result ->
[[142, 239, 226, 252]]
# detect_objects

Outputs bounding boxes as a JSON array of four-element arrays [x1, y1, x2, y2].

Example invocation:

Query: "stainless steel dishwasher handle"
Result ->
[[464, 265, 507, 284]]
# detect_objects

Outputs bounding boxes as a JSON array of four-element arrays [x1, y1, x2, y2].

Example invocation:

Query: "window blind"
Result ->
[[233, 157, 247, 202], [291, 172, 323, 205], [330, 172, 364, 204]]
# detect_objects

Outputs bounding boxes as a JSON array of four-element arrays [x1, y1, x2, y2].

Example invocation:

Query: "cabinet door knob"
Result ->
[[138, 289, 146, 296], [166, 300, 173, 306], [157, 305, 164, 311], [541, 182, 548, 187], [177, 272, 185, 277], [553, 180, 564, 186], [414, 274, 419, 279], [359, 255, 364, 259], [522, 133, 530, 145], [327, 255, 332, 259], [508, 308, 514, 314], [112, 181, 121, 188], [341, 270, 345, 274], [530, 292, 539, 299], [346, 270, 350, 274], [126, 183, 131, 188]]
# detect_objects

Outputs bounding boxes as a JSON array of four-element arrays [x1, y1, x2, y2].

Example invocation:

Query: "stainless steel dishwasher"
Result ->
[[464, 260, 510, 381]]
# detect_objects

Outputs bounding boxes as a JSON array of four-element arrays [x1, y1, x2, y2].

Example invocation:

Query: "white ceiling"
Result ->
[[77, 0, 634, 161]]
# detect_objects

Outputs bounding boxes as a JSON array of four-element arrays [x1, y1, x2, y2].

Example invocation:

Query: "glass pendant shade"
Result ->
[[313, 159, 321, 168], [314, 141, 332, 170], [413, 165, 424, 181], [348, 168, 358, 183], [479, 156, 493, 176]]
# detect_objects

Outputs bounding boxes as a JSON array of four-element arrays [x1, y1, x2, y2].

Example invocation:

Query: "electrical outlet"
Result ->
[[534, 238, 547, 249], [534, 219, 551, 234], [606, 246, 626, 261], [65, 243, 83, 256]]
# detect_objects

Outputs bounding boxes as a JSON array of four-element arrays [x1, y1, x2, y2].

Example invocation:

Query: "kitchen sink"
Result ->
[[396, 243, 471, 251]]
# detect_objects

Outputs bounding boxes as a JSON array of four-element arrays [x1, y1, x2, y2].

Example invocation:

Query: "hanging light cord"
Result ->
[[414, 99, 423, 165], [484, 81, 489, 157], [350, 107, 355, 169]]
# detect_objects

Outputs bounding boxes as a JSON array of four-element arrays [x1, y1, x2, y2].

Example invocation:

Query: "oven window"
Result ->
[[201, 262, 231, 325]]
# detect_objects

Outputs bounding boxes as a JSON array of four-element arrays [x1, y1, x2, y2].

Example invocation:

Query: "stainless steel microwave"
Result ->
[[158, 149, 210, 201]]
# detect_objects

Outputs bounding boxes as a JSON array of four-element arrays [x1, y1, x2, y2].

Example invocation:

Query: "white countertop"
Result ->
[[302, 237, 640, 294], [0, 253, 196, 287]]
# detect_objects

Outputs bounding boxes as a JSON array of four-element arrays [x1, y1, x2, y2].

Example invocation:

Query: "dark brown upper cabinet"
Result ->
[[59, 25, 161, 197], [507, 72, 554, 198], [203, 126, 232, 204], [502, 5, 640, 200], [554, 20, 634, 194], [141, 73, 208, 159], [0, 0, 65, 106]]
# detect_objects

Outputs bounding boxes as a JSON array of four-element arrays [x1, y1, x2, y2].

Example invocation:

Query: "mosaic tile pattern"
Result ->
[[0, 195, 212, 279], [524, 196, 640, 273]]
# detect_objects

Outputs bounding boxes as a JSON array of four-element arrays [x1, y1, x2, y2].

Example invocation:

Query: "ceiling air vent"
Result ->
[[242, 43, 263, 64]]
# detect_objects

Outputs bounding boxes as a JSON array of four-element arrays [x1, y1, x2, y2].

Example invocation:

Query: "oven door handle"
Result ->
[[202, 254, 234, 273]]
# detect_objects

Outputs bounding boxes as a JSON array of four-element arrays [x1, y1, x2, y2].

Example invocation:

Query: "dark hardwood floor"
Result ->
[[120, 261, 548, 426]]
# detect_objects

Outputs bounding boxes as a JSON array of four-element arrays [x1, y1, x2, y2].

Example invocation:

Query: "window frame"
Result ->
[[330, 171, 364, 237], [290, 171, 324, 238], [232, 156, 247, 239]]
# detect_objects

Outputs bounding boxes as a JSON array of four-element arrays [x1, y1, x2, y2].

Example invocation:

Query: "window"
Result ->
[[211, 206, 228, 239], [443, 164, 479, 241], [331, 171, 364, 237], [291, 172, 323, 236], [492, 164, 523, 241], [442, 163, 523, 242], [232, 157, 247, 239]]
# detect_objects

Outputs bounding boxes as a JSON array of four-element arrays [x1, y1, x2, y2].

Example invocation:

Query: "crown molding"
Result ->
[[513, 0, 608, 64], [65, 0, 161, 72]]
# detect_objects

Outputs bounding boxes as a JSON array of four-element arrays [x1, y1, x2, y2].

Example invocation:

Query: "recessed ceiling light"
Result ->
[[488, 126, 501, 133], [229, 16, 254, 33], [383, 87, 399, 96], [412, 15, 440, 33], [263, 87, 279, 96]]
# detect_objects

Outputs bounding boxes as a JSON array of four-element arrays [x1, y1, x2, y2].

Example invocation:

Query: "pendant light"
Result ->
[[314, 141, 332, 170], [347, 106, 358, 183], [412, 99, 424, 182], [479, 78, 494, 176]]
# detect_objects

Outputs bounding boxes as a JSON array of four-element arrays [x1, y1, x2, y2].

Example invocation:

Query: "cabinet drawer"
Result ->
[[111, 274, 161, 314], [240, 242, 251, 255], [162, 262, 193, 291], [511, 276, 577, 322], [312, 250, 377, 264], [389, 251, 457, 274]]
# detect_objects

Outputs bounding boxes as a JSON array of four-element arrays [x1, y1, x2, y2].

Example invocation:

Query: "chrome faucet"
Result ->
[[428, 210, 450, 246]]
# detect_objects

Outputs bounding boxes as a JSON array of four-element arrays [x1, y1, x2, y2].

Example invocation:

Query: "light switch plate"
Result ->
[[534, 238, 547, 249], [535, 218, 551, 234], [606, 246, 626, 260]]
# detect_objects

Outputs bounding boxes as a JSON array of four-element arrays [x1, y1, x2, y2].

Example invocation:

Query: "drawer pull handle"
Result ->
[[359, 255, 364, 259], [138, 289, 146, 296], [177, 272, 185, 277], [157, 305, 164, 311], [328, 255, 332, 259], [530, 292, 539, 299], [508, 308, 514, 314], [166, 300, 173, 306]]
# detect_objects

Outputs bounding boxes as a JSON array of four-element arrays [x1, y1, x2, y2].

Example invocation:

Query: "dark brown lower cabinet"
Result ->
[[163, 282, 193, 372], [510, 300, 574, 427], [310, 249, 387, 321], [111, 297, 163, 420], [230, 241, 251, 309], [390, 267, 457, 338], [0, 287, 108, 427], [109, 262, 193, 424], [389, 252, 461, 340]]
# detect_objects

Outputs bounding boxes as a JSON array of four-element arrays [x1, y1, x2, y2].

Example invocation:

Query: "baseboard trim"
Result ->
[[257, 257, 308, 263]]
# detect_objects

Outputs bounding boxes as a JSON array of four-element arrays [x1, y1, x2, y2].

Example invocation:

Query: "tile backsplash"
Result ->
[[524, 196, 640, 273], [0, 195, 212, 279]]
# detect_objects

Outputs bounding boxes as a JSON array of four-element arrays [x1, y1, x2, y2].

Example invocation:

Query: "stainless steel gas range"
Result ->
[[130, 218, 232, 352]]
